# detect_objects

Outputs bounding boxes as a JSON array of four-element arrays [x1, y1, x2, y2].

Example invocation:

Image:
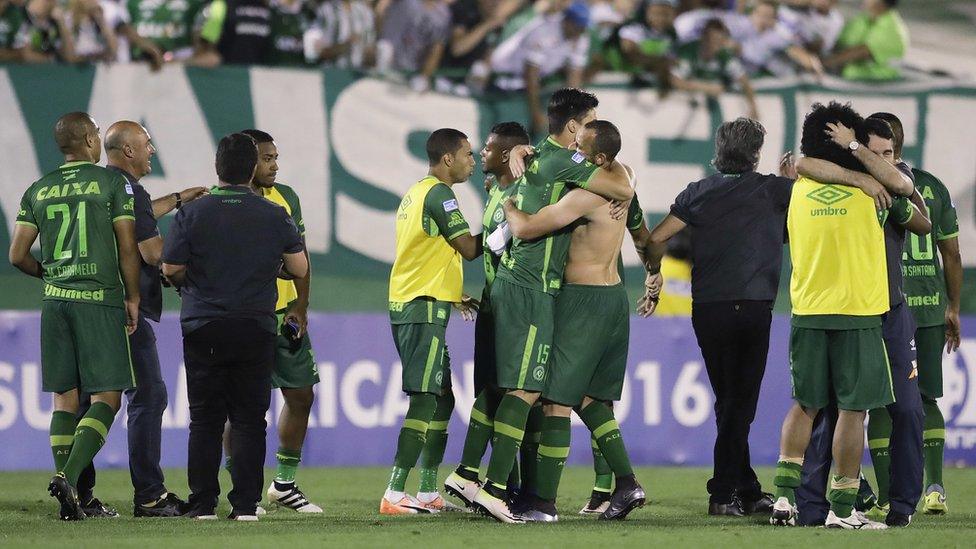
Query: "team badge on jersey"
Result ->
[[571, 151, 586, 164], [493, 209, 505, 223], [442, 199, 459, 212]]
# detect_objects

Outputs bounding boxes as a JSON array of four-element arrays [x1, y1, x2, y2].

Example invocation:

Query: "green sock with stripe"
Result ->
[[62, 402, 116, 487], [388, 393, 437, 492], [867, 407, 892, 505], [519, 403, 544, 495], [419, 392, 454, 492], [828, 475, 860, 518], [773, 459, 803, 505], [275, 447, 302, 484], [485, 394, 532, 488], [459, 389, 494, 473], [50, 411, 77, 473], [579, 401, 632, 477], [535, 415, 571, 501], [591, 437, 613, 493], [922, 397, 945, 488]]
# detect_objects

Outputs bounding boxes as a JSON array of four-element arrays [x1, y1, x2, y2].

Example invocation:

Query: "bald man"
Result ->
[[9, 112, 141, 520], [97, 121, 206, 517]]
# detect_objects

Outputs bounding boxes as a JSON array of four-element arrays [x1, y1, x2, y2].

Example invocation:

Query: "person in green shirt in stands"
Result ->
[[825, 0, 908, 81]]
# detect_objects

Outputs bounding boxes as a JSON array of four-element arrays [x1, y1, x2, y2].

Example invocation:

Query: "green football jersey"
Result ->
[[267, 3, 312, 66], [481, 180, 518, 292], [496, 137, 599, 295], [16, 161, 135, 308], [902, 168, 959, 327], [127, 0, 205, 54], [0, 3, 26, 49]]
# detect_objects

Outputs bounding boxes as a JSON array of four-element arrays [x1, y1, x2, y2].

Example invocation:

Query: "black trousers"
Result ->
[[183, 319, 274, 515], [691, 300, 772, 503]]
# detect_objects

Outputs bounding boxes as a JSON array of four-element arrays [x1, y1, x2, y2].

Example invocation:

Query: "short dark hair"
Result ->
[[862, 117, 894, 141], [240, 129, 274, 144], [868, 112, 903, 157], [585, 120, 622, 161], [712, 117, 765, 174], [702, 17, 728, 35], [548, 88, 599, 135], [426, 128, 468, 165], [215, 133, 258, 185], [800, 102, 866, 173], [489, 121, 531, 148], [883, 0, 898, 8]]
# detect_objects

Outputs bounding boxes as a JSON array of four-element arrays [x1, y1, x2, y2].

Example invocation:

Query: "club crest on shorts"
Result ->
[[532, 365, 545, 381], [435, 371, 444, 386]]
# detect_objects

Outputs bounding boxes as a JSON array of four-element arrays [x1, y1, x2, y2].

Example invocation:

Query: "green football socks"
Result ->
[[62, 402, 116, 487], [419, 392, 454, 492], [536, 415, 571, 501], [922, 397, 946, 488], [773, 459, 803, 505], [579, 401, 632, 477], [50, 410, 77, 473], [867, 407, 893, 505], [828, 475, 859, 517], [591, 437, 613, 493], [459, 389, 494, 472], [485, 395, 532, 488], [275, 447, 302, 484], [519, 403, 543, 494], [388, 393, 437, 492]]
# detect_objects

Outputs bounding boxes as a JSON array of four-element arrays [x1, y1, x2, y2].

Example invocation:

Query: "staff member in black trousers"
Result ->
[[162, 133, 308, 521], [643, 118, 792, 516]]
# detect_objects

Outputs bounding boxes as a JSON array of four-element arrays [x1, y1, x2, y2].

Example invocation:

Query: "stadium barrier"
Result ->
[[1, 64, 975, 293], [1, 311, 974, 470]]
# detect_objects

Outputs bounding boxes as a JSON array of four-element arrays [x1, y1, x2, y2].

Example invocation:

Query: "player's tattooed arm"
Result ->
[[8, 224, 43, 278], [503, 189, 605, 240], [795, 156, 893, 210], [825, 122, 913, 196]]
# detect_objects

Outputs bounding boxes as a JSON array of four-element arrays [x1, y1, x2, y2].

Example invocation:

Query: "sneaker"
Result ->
[[599, 478, 645, 521], [444, 470, 481, 509], [228, 512, 259, 522], [473, 487, 524, 523], [769, 497, 796, 526], [134, 493, 184, 518], [578, 490, 611, 515], [885, 511, 912, 527], [80, 497, 119, 518], [864, 503, 889, 522], [181, 505, 217, 520], [379, 493, 430, 515], [255, 505, 267, 516], [854, 477, 877, 513], [521, 497, 558, 523], [825, 509, 888, 529], [48, 473, 86, 521], [267, 482, 323, 513], [922, 485, 948, 515], [416, 494, 465, 513]]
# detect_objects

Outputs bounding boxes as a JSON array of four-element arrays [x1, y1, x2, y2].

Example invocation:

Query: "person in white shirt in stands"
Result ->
[[736, 0, 823, 77], [778, 0, 844, 56], [484, 0, 591, 135], [304, 0, 376, 69]]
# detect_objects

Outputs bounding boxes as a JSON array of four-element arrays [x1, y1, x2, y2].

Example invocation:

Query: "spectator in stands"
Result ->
[[95, 0, 165, 69], [123, 0, 207, 64], [63, 0, 118, 64], [267, 0, 313, 66], [0, 0, 42, 62], [596, 0, 678, 89], [195, 0, 273, 66], [735, 0, 823, 77], [777, 0, 844, 56], [484, 0, 591, 135], [825, 0, 908, 81], [374, 0, 451, 92], [670, 18, 758, 119], [23, 0, 77, 62], [674, 0, 744, 43], [304, 0, 376, 69], [437, 0, 522, 94]]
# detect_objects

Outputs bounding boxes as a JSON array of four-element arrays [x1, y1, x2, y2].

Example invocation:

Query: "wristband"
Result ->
[[173, 192, 183, 210]]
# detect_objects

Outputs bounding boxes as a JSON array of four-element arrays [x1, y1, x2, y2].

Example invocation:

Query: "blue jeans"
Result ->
[[125, 316, 170, 504]]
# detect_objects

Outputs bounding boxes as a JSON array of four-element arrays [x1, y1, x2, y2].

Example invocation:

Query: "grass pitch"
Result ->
[[1, 466, 974, 548]]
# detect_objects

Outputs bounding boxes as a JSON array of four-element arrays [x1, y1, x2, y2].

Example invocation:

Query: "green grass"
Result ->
[[1, 467, 975, 548]]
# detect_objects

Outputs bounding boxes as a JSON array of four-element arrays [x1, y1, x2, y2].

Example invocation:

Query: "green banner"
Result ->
[[1, 64, 973, 311]]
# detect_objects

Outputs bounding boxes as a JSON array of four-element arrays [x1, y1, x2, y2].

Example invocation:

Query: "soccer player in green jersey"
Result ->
[[470, 88, 634, 523], [870, 113, 964, 514], [443, 121, 533, 508], [8, 112, 141, 520], [126, 0, 206, 62]]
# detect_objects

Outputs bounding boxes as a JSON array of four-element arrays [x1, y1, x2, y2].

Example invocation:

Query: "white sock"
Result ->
[[416, 491, 440, 504], [385, 489, 405, 502]]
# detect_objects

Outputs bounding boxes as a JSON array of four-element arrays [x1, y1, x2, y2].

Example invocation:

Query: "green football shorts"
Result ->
[[915, 324, 945, 399], [272, 307, 320, 389], [490, 278, 555, 393], [545, 284, 630, 406], [391, 322, 452, 395], [789, 325, 894, 411], [40, 300, 134, 393]]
